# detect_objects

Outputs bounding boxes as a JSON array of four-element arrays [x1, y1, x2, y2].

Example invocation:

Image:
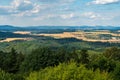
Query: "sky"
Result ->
[[0, 0, 120, 26]]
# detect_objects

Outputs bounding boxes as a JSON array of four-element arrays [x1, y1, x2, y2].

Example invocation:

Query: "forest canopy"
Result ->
[[0, 47, 120, 80]]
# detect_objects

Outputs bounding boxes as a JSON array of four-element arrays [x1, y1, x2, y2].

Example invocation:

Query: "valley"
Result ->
[[0, 28, 120, 43], [1, 0, 120, 79], [0, 25, 120, 80]]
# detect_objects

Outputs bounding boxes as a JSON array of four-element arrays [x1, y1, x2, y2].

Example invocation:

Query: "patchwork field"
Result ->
[[39, 31, 120, 43], [0, 30, 120, 43]]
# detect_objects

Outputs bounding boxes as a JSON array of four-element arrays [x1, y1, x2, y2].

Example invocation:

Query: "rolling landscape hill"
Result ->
[[1, 0, 120, 80], [1, 25, 120, 31]]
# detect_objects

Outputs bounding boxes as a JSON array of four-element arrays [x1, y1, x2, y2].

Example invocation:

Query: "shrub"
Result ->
[[26, 62, 112, 80]]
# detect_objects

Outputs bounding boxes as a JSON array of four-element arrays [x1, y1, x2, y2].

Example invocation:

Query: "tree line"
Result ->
[[0, 47, 120, 80]]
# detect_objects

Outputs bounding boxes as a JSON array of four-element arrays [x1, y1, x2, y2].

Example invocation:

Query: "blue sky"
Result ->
[[0, 0, 120, 26]]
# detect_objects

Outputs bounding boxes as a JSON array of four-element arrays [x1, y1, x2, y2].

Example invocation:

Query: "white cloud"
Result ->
[[0, 0, 75, 17], [12, 0, 34, 11], [33, 14, 58, 21], [82, 12, 114, 21], [59, 0, 75, 3], [33, 13, 76, 21], [0, 0, 40, 16], [0, 16, 4, 20], [0, 6, 12, 15], [91, 0, 120, 5], [60, 13, 75, 19], [83, 12, 109, 20], [83, 12, 99, 19], [37, 0, 75, 3]]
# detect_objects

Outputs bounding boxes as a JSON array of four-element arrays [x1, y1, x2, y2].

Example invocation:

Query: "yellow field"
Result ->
[[13, 31, 31, 34], [39, 32, 75, 38], [38, 31, 120, 43], [0, 38, 32, 42], [1, 30, 119, 43]]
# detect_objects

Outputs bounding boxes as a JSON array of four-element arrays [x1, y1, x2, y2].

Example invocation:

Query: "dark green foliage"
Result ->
[[0, 46, 120, 80], [0, 48, 24, 73], [20, 47, 79, 72], [0, 69, 15, 80], [97, 56, 109, 71], [89, 55, 116, 72], [104, 47, 120, 60], [113, 62, 120, 80], [0, 31, 31, 38], [20, 47, 54, 72], [0, 37, 120, 54], [3, 48, 18, 73], [0, 51, 5, 68], [79, 49, 89, 64]]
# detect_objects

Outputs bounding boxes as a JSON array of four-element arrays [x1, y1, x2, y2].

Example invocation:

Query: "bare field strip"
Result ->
[[38, 31, 120, 43], [34, 32, 75, 38], [0, 38, 32, 42], [13, 31, 31, 34], [84, 32, 120, 36]]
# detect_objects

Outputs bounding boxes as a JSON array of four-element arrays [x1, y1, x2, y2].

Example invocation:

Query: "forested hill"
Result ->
[[0, 47, 120, 80], [0, 25, 20, 31]]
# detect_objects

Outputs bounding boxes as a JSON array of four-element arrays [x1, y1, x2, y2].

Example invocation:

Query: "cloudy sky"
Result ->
[[0, 0, 120, 26]]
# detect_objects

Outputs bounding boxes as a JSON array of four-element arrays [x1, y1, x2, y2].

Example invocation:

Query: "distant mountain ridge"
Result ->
[[0, 25, 21, 31], [0, 25, 120, 31]]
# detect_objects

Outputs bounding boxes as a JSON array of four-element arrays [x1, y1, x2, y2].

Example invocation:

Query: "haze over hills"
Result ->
[[0, 25, 120, 31]]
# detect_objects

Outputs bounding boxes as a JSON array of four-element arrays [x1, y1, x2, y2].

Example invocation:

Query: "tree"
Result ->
[[20, 47, 80, 72], [20, 47, 55, 72], [103, 47, 120, 60], [0, 69, 14, 80], [1, 48, 24, 73], [26, 62, 112, 80], [113, 62, 120, 80], [89, 55, 116, 72], [0, 51, 5, 68], [3, 48, 18, 73], [80, 49, 89, 64]]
